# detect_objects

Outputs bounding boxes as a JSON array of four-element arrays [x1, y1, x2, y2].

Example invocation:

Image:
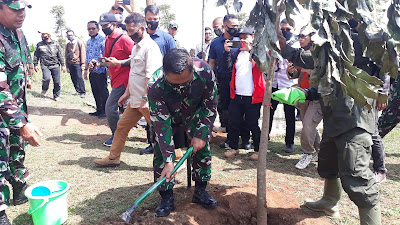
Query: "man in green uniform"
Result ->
[[148, 49, 218, 217], [0, 0, 42, 223], [278, 31, 381, 224]]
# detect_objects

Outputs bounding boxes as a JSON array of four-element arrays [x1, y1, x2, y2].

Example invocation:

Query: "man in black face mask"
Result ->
[[144, 5, 176, 57], [93, 12, 134, 148], [93, 13, 162, 167], [140, 4, 177, 155], [33, 31, 65, 101], [208, 14, 251, 150], [212, 17, 223, 37]]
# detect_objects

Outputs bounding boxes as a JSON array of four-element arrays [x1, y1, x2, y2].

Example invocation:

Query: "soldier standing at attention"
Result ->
[[148, 49, 218, 217], [0, 0, 42, 223]]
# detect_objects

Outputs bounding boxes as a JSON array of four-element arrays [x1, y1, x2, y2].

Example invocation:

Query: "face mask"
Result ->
[[114, 14, 123, 23], [146, 21, 159, 31], [130, 30, 143, 43], [302, 42, 313, 50], [303, 41, 312, 50], [102, 27, 113, 36], [42, 36, 49, 41], [227, 26, 239, 37], [67, 36, 74, 41], [282, 30, 293, 40], [214, 28, 223, 37]]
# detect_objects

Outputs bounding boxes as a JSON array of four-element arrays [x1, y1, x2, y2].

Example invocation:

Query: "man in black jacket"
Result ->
[[34, 31, 65, 101]]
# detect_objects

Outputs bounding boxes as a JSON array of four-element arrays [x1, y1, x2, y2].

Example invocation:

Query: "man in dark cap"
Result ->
[[94, 12, 134, 147], [0, 0, 42, 223]]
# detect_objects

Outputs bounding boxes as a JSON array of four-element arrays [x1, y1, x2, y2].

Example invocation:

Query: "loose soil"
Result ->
[[98, 184, 332, 225]]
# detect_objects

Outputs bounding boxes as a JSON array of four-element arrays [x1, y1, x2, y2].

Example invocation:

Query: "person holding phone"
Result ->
[[94, 13, 162, 167], [222, 27, 266, 160], [208, 14, 251, 150], [84, 21, 109, 118], [93, 12, 134, 147]]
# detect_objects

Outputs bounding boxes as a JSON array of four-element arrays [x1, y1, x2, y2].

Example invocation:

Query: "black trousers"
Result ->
[[68, 64, 86, 94], [229, 95, 261, 151], [42, 66, 61, 98], [269, 87, 295, 145], [216, 78, 231, 128], [89, 72, 109, 114], [216, 75, 250, 143]]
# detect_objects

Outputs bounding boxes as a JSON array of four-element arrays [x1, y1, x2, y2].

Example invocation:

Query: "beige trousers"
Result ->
[[297, 100, 323, 154]]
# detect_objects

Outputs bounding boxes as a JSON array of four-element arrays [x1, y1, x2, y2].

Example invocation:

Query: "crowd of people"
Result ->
[[0, 0, 399, 224]]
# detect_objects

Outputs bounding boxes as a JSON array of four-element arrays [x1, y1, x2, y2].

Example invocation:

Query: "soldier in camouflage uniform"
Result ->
[[148, 49, 218, 217], [378, 74, 400, 138], [0, 0, 42, 223]]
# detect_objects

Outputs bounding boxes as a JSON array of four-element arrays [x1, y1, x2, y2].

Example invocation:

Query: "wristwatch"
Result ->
[[141, 96, 148, 102]]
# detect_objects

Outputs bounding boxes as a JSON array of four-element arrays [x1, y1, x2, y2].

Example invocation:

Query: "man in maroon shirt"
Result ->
[[94, 12, 135, 146]]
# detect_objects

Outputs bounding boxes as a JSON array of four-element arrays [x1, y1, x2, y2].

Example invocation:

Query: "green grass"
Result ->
[[5, 70, 400, 224]]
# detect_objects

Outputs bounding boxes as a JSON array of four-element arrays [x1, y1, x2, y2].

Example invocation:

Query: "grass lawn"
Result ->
[[5, 70, 400, 224]]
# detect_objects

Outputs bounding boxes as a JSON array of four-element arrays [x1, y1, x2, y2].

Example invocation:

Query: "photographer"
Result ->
[[221, 27, 266, 160], [84, 21, 109, 118]]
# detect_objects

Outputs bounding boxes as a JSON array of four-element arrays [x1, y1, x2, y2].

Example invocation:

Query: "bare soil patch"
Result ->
[[98, 184, 331, 225]]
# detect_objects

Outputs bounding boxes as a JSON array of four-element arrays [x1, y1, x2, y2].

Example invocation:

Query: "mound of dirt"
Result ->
[[99, 185, 331, 225]]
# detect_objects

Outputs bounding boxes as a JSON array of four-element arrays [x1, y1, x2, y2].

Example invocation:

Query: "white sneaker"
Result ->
[[295, 153, 313, 169], [375, 172, 386, 184]]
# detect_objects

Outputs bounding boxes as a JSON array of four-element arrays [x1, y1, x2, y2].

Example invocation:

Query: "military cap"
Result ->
[[0, 0, 32, 10]]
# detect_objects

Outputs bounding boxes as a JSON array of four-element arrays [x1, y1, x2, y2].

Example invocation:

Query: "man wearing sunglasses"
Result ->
[[0, 0, 43, 223], [84, 21, 109, 118]]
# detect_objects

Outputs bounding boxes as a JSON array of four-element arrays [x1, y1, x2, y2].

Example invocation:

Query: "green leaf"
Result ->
[[344, 62, 383, 85]]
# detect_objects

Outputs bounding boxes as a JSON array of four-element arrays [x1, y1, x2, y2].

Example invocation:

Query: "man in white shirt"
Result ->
[[94, 13, 162, 167], [195, 27, 213, 61], [269, 19, 297, 153]]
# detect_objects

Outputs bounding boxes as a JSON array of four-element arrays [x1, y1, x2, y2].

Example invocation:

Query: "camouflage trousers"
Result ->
[[153, 133, 212, 192], [379, 75, 400, 138], [0, 128, 28, 210]]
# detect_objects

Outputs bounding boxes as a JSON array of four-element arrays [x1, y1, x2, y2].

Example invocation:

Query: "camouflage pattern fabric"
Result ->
[[0, 23, 31, 209], [148, 58, 217, 191], [379, 74, 400, 138], [0, 0, 32, 10]]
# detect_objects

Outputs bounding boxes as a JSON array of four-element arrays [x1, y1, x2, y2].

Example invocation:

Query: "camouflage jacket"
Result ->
[[0, 23, 31, 129], [148, 59, 217, 162]]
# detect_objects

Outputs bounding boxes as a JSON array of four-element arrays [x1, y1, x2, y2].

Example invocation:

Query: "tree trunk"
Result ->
[[146, 0, 154, 6], [257, 1, 284, 224], [257, 59, 276, 225]]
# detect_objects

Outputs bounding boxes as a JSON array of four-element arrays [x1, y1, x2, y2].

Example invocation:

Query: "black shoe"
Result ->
[[155, 190, 175, 217], [284, 144, 294, 153], [241, 142, 252, 150], [0, 211, 11, 225], [192, 182, 218, 209], [12, 182, 29, 205], [89, 112, 99, 117], [140, 145, 154, 155], [219, 141, 229, 149], [97, 113, 106, 118]]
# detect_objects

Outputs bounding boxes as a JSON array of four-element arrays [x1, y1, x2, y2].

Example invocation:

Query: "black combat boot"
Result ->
[[0, 211, 11, 225], [192, 181, 218, 209], [11, 181, 29, 206], [155, 189, 175, 217]]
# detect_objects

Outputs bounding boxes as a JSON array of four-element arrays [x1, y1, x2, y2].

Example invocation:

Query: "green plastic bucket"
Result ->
[[24, 180, 70, 225]]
